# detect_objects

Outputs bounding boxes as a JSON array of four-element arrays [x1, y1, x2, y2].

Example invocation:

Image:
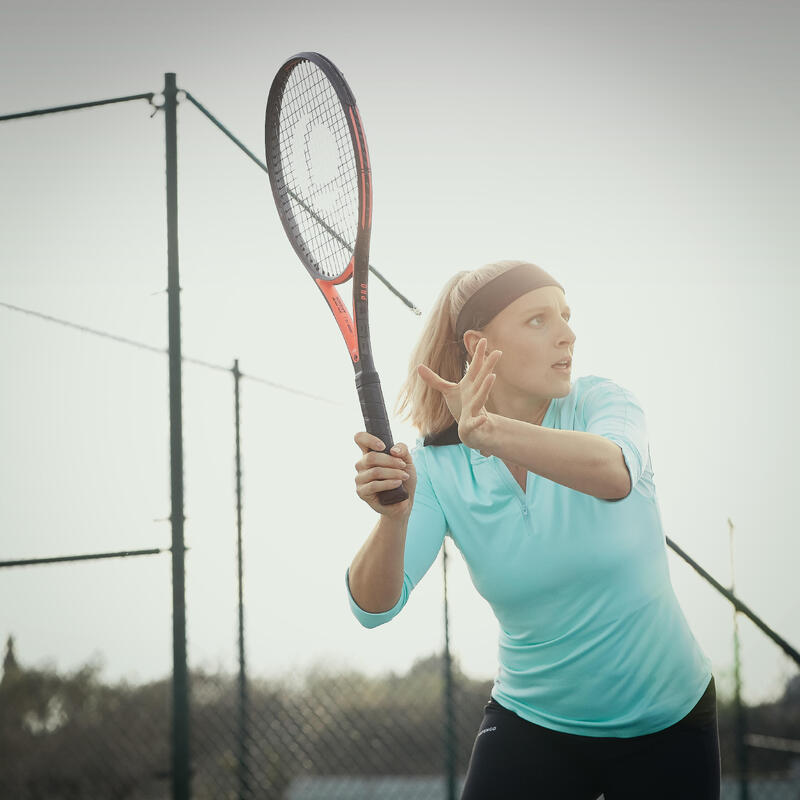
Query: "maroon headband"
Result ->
[[455, 264, 565, 353]]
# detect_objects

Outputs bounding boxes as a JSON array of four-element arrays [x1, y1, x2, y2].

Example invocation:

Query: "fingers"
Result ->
[[354, 451, 408, 473], [464, 337, 487, 380], [463, 339, 501, 421], [353, 431, 388, 455], [470, 372, 496, 417], [356, 477, 407, 500], [417, 341, 500, 412], [388, 441, 412, 466], [466, 338, 502, 386], [417, 363, 455, 394], [353, 436, 413, 505], [354, 464, 410, 489], [354, 434, 409, 471]]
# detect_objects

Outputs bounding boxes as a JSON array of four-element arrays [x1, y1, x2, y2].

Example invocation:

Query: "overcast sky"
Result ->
[[1, 0, 798, 706]]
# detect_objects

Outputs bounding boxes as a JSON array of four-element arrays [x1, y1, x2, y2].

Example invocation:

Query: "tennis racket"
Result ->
[[265, 51, 407, 506]]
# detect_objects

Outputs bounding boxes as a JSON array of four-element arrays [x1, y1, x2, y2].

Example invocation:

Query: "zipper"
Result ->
[[489, 399, 556, 522], [493, 459, 529, 517]]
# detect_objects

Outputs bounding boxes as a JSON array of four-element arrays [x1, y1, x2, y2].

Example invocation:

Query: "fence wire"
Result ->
[[2, 648, 799, 798], [2, 77, 798, 800]]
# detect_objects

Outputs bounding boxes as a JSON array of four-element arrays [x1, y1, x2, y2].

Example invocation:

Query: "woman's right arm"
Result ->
[[348, 432, 448, 627], [348, 514, 409, 613], [348, 432, 417, 613]]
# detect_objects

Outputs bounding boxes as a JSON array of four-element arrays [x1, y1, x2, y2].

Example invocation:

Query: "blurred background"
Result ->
[[1, 0, 798, 797]]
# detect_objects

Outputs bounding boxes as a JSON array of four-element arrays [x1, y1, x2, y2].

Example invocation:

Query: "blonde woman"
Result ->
[[347, 261, 719, 800]]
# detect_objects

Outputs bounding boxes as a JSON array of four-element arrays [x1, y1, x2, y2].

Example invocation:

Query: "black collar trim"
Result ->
[[423, 422, 461, 447]]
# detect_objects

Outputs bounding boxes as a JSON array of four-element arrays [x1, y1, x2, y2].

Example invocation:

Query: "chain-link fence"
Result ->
[[2, 643, 799, 798], [182, 658, 487, 800], [2, 75, 799, 800]]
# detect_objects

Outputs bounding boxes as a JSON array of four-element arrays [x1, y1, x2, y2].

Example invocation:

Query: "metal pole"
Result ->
[[729, 518, 749, 800], [233, 359, 250, 799], [165, 71, 191, 800], [442, 541, 456, 800], [666, 536, 799, 666]]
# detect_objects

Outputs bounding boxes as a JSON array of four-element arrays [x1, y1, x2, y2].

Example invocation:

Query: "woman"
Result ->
[[346, 260, 720, 799]]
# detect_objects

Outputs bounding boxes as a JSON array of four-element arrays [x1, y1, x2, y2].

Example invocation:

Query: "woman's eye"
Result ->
[[529, 314, 570, 326]]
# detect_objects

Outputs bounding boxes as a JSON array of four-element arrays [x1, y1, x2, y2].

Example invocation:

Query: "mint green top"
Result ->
[[346, 375, 713, 737]]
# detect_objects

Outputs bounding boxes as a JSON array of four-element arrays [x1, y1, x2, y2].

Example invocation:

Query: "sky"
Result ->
[[0, 0, 798, 707]]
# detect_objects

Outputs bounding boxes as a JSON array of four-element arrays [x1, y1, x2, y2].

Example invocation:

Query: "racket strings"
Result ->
[[275, 60, 360, 280]]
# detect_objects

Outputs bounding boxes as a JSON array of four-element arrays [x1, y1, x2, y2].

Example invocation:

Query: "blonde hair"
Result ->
[[394, 260, 542, 438]]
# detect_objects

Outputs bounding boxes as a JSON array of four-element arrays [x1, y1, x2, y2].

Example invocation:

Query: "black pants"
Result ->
[[461, 676, 720, 800]]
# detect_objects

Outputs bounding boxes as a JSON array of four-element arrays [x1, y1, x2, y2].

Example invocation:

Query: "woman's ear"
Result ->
[[462, 329, 480, 360]]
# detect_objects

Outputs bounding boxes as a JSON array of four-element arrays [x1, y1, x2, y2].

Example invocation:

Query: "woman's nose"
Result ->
[[559, 322, 576, 346]]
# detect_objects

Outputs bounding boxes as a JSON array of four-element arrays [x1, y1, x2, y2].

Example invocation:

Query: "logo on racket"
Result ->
[[291, 114, 343, 215]]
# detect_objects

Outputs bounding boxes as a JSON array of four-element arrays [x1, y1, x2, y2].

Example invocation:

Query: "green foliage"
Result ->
[[0, 660, 170, 798], [1, 654, 797, 798]]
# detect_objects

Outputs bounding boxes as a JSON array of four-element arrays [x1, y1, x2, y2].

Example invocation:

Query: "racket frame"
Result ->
[[265, 52, 407, 505]]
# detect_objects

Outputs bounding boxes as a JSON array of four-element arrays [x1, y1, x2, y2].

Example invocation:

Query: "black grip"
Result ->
[[355, 371, 409, 506]]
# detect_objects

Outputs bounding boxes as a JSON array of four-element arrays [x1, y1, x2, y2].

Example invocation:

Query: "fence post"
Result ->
[[233, 359, 250, 799], [442, 540, 456, 800], [729, 519, 749, 799], [165, 71, 191, 800]]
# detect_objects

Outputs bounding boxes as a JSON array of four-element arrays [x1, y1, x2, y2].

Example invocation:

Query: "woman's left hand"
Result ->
[[416, 338, 502, 451]]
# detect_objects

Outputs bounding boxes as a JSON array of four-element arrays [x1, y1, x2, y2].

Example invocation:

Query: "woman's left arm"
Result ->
[[416, 342, 637, 500], [479, 414, 631, 500]]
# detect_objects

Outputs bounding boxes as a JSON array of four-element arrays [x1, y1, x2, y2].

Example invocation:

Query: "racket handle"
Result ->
[[355, 370, 409, 506]]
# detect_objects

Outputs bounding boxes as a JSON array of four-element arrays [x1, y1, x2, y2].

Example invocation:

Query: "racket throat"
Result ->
[[314, 278, 360, 362]]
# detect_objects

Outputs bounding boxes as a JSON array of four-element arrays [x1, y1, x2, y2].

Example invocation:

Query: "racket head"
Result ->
[[265, 53, 405, 507], [265, 52, 372, 286]]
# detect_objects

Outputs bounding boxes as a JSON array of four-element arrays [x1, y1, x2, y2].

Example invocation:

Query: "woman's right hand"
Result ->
[[353, 433, 416, 518]]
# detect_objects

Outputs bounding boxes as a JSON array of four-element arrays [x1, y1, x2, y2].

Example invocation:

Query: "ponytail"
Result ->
[[394, 260, 538, 438]]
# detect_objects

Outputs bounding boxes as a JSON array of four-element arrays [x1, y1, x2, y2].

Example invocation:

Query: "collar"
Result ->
[[423, 398, 556, 448], [423, 422, 461, 447]]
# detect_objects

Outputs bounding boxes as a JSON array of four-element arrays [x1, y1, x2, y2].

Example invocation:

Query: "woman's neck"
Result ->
[[486, 392, 551, 427]]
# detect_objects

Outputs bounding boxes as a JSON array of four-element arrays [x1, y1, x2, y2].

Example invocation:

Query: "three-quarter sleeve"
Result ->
[[582, 378, 649, 500], [346, 444, 448, 628]]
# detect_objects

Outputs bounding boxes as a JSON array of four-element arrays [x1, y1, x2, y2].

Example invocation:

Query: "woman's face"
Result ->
[[466, 285, 576, 401]]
